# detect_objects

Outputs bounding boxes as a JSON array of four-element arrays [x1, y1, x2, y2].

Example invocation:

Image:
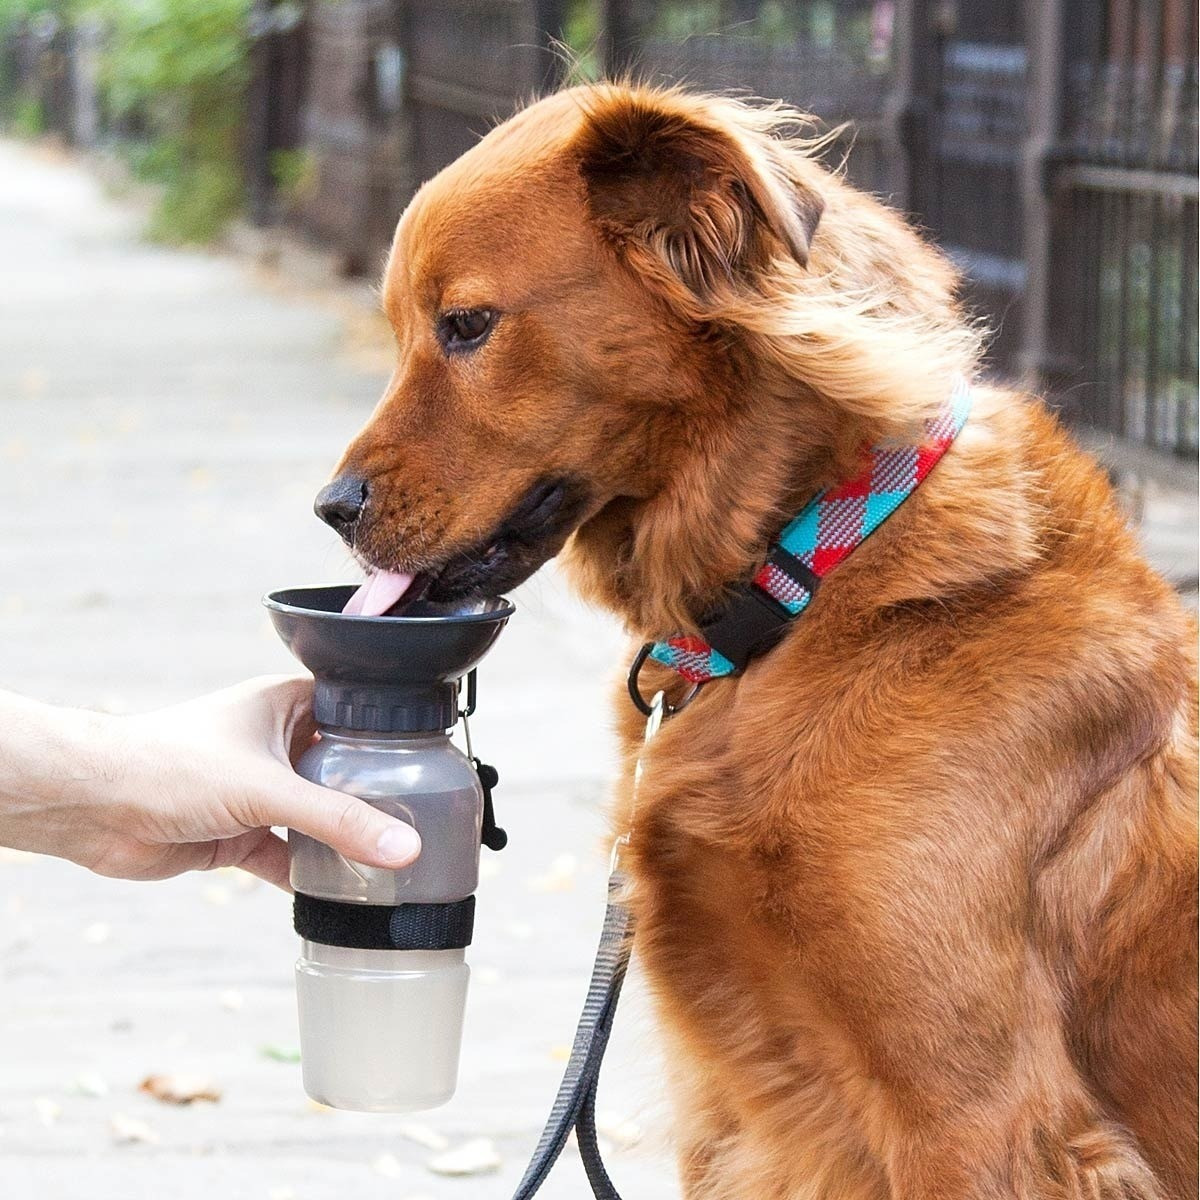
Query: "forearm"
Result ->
[[0, 689, 116, 862]]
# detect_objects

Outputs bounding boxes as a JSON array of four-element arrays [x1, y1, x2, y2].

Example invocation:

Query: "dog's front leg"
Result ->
[[762, 836, 1167, 1199], [627, 802, 1165, 1200]]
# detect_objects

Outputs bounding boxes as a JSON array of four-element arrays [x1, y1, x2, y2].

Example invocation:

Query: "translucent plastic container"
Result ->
[[290, 729, 482, 1112], [295, 943, 469, 1112]]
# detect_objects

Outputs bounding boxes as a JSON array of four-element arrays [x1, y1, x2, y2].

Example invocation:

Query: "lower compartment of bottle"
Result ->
[[295, 942, 469, 1113]]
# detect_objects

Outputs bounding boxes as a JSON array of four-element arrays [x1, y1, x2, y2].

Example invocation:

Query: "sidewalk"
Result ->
[[0, 140, 677, 1200]]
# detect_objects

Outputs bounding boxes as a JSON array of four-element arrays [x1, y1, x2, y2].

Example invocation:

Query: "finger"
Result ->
[[276, 678, 319, 764], [226, 829, 292, 891], [245, 776, 422, 869], [219, 675, 317, 762]]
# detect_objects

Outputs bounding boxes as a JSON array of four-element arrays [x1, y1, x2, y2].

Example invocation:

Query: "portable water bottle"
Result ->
[[264, 585, 512, 1112]]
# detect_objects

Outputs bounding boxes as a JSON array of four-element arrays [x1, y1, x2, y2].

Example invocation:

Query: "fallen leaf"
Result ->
[[261, 1044, 301, 1063], [397, 1121, 449, 1151], [82, 921, 111, 945], [596, 1111, 643, 1150], [139, 1073, 222, 1105], [19, 367, 47, 396], [73, 1071, 109, 1098], [115, 406, 143, 434], [109, 1112, 160, 1144], [528, 853, 578, 893], [372, 1152, 406, 1179], [426, 1137, 502, 1177]]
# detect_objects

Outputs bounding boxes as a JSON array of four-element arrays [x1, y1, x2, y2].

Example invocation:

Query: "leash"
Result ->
[[511, 381, 972, 1194], [510, 693, 665, 1200]]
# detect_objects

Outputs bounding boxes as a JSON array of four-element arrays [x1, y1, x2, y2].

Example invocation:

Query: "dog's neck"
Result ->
[[563, 379, 1041, 645], [563, 374, 889, 640]]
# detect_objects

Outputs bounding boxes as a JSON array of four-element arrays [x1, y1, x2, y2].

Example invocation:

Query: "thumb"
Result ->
[[254, 775, 422, 868]]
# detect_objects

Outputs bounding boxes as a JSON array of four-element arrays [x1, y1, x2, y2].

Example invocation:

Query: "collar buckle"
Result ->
[[698, 576, 795, 674]]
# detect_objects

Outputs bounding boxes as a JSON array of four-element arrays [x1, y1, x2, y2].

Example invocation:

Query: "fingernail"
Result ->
[[377, 822, 421, 865]]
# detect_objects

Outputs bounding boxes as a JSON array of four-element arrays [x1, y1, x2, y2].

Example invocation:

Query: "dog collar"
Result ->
[[628, 378, 973, 714]]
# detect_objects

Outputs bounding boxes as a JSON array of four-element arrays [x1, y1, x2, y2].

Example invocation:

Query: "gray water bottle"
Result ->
[[264, 585, 513, 1112]]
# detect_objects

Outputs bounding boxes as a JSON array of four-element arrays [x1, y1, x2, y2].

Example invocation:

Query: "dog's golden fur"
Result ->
[[329, 83, 1198, 1197]]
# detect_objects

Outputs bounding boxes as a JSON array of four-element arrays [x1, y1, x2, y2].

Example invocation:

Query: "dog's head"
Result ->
[[317, 84, 972, 618]]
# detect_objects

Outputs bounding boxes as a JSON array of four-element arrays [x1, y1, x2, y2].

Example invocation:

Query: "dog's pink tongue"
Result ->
[[343, 570, 416, 617]]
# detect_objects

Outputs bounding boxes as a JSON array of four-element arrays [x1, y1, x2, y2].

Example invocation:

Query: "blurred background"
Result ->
[[0, 2, 1195, 1198]]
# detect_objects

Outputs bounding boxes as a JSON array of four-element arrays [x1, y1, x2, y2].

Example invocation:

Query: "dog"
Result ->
[[314, 83, 1198, 1198]]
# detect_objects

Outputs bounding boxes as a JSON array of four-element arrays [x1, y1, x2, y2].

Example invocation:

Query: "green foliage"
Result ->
[[0, 0, 65, 23], [95, 0, 251, 243], [269, 146, 315, 210], [9, 92, 43, 133], [560, 0, 602, 83]]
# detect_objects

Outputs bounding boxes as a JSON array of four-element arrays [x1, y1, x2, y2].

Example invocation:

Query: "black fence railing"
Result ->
[[270, 0, 1196, 464], [1049, 0, 1198, 458], [2, 0, 1195, 467]]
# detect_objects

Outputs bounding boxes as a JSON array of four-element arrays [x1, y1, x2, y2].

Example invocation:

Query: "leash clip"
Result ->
[[609, 689, 665, 873], [608, 831, 631, 875], [627, 642, 703, 717]]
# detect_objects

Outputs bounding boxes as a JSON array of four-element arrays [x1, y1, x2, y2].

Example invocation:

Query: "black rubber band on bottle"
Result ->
[[293, 893, 476, 951]]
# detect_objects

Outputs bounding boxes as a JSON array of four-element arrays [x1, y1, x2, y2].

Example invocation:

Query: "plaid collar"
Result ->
[[628, 378, 973, 713]]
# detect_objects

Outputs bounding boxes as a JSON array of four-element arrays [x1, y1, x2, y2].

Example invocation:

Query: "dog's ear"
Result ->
[[576, 89, 823, 305]]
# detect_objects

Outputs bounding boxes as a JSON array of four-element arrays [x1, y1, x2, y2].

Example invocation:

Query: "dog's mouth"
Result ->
[[345, 476, 589, 616]]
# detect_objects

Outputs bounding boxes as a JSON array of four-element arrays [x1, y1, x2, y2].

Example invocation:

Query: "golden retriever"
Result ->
[[315, 83, 1198, 1198]]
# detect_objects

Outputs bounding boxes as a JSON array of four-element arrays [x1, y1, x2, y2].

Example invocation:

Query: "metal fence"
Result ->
[[287, 0, 557, 275], [1048, 0, 1198, 459], [277, 0, 1196, 465], [2, 1, 1192, 466], [603, 1, 899, 196]]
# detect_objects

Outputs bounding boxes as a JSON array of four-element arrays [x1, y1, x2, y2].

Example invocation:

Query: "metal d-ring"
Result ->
[[627, 642, 703, 718]]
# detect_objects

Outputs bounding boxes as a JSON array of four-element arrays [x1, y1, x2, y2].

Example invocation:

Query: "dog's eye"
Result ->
[[438, 308, 496, 352]]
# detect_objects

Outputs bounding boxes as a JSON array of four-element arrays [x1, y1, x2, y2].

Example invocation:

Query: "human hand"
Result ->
[[0, 677, 422, 889]]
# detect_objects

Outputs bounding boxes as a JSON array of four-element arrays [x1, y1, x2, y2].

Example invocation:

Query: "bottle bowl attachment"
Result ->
[[263, 586, 514, 688], [263, 586, 514, 734]]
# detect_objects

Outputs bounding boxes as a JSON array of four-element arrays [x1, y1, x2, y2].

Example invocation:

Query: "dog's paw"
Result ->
[[1028, 1122, 1161, 1199]]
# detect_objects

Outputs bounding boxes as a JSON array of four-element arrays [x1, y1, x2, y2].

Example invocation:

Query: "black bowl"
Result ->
[[264, 586, 514, 688]]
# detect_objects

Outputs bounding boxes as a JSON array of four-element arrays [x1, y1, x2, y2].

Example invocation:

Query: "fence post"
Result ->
[[883, 0, 938, 216], [600, 0, 637, 78], [1019, 0, 1068, 391], [245, 0, 275, 227]]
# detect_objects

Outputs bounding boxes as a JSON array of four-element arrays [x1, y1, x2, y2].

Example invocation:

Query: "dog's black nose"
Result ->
[[315, 474, 368, 535]]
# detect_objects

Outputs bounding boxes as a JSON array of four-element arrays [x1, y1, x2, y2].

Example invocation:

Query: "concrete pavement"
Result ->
[[0, 140, 677, 1200]]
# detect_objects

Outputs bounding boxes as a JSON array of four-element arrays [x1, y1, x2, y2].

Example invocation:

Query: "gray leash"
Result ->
[[509, 870, 634, 1199], [510, 692, 666, 1200]]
